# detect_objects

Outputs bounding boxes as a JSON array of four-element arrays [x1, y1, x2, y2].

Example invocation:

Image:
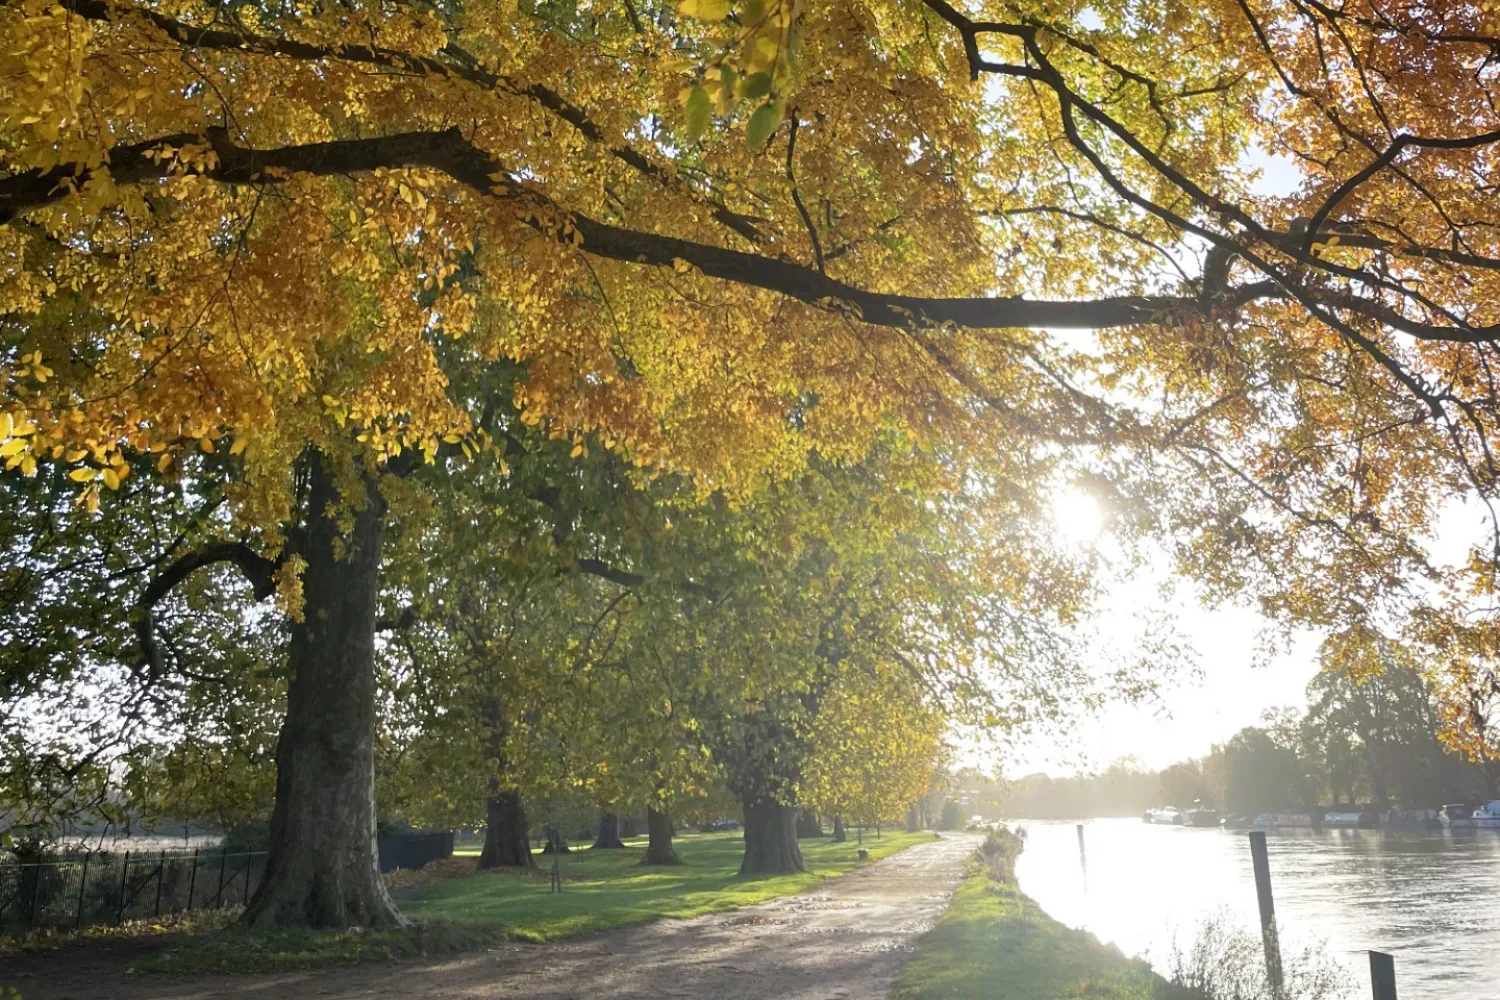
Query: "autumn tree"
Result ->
[[8, 0, 1500, 926], [800, 668, 944, 836]]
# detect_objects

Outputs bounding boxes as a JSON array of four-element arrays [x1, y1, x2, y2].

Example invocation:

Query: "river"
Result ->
[[1011, 817, 1500, 999]]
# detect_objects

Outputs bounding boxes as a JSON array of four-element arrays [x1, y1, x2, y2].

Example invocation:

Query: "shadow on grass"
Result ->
[[132, 921, 503, 974]]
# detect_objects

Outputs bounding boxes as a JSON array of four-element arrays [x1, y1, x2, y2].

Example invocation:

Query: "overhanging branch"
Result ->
[[49, 0, 766, 243], [0, 128, 1257, 331], [134, 541, 280, 677]]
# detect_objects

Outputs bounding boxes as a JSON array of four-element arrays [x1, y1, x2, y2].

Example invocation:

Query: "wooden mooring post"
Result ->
[[1076, 823, 1087, 884], [1248, 832, 1284, 997], [1369, 951, 1397, 1000]]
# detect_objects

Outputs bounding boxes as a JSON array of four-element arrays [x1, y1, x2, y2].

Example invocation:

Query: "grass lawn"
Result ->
[[135, 827, 931, 973], [405, 828, 931, 940], [895, 844, 1187, 1000]]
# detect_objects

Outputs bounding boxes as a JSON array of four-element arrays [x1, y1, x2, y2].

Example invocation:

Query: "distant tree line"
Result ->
[[997, 655, 1497, 818]]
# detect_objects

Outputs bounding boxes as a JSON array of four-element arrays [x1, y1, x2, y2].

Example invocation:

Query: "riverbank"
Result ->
[[17, 829, 930, 976], [896, 830, 1184, 1000]]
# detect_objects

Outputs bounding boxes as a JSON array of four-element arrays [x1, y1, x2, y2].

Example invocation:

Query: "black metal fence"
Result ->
[[0, 848, 267, 934], [377, 830, 454, 873]]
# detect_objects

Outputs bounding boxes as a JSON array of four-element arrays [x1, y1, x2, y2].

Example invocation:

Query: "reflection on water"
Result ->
[[1012, 817, 1500, 999]]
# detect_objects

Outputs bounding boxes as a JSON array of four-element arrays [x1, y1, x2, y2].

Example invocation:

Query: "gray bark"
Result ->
[[243, 455, 405, 929]]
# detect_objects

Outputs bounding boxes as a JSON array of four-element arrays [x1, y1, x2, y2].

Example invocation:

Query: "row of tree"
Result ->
[[2, 357, 1103, 923]]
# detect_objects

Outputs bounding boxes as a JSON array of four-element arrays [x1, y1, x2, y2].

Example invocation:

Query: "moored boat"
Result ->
[[1472, 802, 1500, 829], [1143, 807, 1183, 825], [1439, 803, 1476, 830], [1322, 810, 1377, 829], [1251, 811, 1318, 830], [1182, 807, 1220, 827]]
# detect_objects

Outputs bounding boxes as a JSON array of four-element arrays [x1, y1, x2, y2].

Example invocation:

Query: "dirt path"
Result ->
[[3, 833, 977, 1000]]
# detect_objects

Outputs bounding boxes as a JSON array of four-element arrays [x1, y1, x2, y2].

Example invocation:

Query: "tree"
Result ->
[[1221, 727, 1305, 815], [1158, 761, 1209, 809], [802, 668, 943, 837], [9, 0, 1500, 927]]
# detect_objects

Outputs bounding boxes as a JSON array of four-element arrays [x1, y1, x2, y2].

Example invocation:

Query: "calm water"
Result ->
[[1012, 817, 1500, 999]]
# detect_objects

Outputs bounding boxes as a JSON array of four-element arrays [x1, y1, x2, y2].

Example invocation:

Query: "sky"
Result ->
[[1008, 488, 1489, 778], [998, 145, 1349, 777]]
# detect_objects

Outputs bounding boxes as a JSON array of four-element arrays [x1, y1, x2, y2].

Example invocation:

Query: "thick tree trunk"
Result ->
[[243, 457, 404, 930], [740, 800, 804, 874], [479, 789, 534, 869], [592, 813, 626, 849], [796, 809, 823, 838], [642, 806, 681, 865], [477, 696, 533, 870], [831, 815, 846, 842], [541, 826, 571, 854], [906, 804, 921, 832]]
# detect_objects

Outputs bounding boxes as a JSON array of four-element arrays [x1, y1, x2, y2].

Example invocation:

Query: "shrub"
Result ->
[[1164, 909, 1352, 1000], [975, 825, 1024, 881]]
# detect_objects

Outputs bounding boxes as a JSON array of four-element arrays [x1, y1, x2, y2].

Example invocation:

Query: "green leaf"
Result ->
[[719, 65, 739, 108], [740, 72, 773, 101], [686, 85, 712, 140], [746, 100, 782, 148]]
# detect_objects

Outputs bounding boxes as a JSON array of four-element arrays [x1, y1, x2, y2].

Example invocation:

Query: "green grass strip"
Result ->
[[895, 841, 1187, 1000]]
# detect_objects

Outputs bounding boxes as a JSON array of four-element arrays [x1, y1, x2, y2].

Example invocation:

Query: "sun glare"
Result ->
[[1053, 490, 1104, 547]]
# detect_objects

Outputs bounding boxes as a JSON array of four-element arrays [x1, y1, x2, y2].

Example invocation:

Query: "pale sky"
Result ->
[[1007, 490, 1486, 778], [978, 139, 1487, 779]]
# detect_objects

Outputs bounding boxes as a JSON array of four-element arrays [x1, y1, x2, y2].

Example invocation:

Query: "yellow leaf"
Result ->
[[229, 437, 247, 455], [69, 467, 97, 482], [101, 467, 120, 489], [157, 452, 173, 472], [678, 0, 730, 21], [199, 437, 214, 453], [0, 439, 24, 457]]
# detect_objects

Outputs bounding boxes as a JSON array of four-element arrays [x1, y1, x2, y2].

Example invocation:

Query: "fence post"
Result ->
[[117, 850, 131, 925], [1248, 832, 1284, 997], [187, 851, 202, 911], [153, 851, 166, 917], [27, 862, 40, 927], [216, 846, 227, 908], [242, 854, 251, 907], [1369, 951, 1397, 1000], [75, 852, 91, 930]]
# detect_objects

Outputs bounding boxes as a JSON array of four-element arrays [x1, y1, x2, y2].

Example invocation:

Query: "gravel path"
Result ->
[[4, 833, 977, 1000]]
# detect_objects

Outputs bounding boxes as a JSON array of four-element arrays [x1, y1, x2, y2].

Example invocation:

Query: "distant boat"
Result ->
[[1252, 812, 1317, 830], [1142, 807, 1183, 825], [1182, 807, 1220, 828], [1322, 810, 1377, 829], [1471, 802, 1500, 829], [1439, 804, 1476, 830]]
